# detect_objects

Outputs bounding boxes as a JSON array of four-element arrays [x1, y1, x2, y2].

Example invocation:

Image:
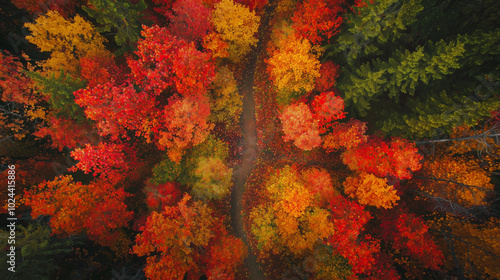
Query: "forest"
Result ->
[[0, 0, 499, 279]]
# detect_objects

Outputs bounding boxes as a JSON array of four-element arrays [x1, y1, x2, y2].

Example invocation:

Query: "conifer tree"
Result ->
[[83, 0, 147, 54]]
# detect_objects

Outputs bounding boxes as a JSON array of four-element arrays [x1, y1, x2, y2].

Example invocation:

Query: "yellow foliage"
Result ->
[[268, 35, 321, 100], [25, 11, 110, 77], [251, 166, 334, 256], [212, 0, 260, 62], [275, 0, 298, 14], [343, 172, 399, 209], [209, 66, 243, 127]]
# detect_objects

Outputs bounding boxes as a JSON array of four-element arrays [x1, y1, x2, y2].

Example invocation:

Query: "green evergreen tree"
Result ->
[[83, 0, 147, 55], [0, 223, 74, 280], [325, 0, 500, 139], [26, 70, 87, 122]]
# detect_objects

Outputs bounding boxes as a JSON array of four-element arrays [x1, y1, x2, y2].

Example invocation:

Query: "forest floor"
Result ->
[[229, 2, 276, 280]]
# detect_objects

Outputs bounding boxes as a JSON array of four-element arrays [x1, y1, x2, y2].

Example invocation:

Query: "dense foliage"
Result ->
[[1, 0, 499, 279]]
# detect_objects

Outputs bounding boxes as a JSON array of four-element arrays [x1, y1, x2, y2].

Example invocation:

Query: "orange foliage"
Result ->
[[300, 167, 336, 206], [133, 195, 215, 280], [343, 172, 399, 209], [279, 102, 322, 150], [133, 194, 247, 280], [418, 154, 494, 208], [24, 175, 133, 246], [205, 235, 248, 279], [250, 166, 334, 256], [430, 214, 500, 279], [158, 95, 213, 162], [342, 136, 422, 180], [323, 119, 368, 151]]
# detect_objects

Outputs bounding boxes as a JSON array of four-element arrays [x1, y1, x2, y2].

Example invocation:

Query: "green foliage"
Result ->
[[83, 0, 147, 55], [327, 0, 500, 138], [380, 87, 500, 139], [150, 136, 231, 199], [0, 223, 74, 280], [339, 38, 465, 115], [314, 246, 352, 280], [150, 156, 182, 184], [190, 157, 233, 200], [179, 136, 232, 200], [26, 69, 87, 121], [330, 0, 424, 63], [249, 205, 280, 252], [209, 65, 243, 127]]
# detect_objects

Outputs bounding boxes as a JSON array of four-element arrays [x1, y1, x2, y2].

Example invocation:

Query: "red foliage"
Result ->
[[380, 210, 444, 270], [151, 0, 175, 18], [128, 25, 215, 97], [315, 61, 340, 92], [171, 43, 216, 96], [291, 0, 346, 44], [167, 0, 213, 43], [328, 195, 380, 276], [34, 116, 99, 151], [79, 55, 126, 87], [342, 136, 423, 180], [323, 118, 368, 151], [234, 0, 267, 11], [302, 168, 335, 206], [365, 253, 400, 280], [74, 82, 155, 140], [205, 234, 248, 279], [69, 142, 138, 184], [0, 51, 40, 104], [128, 25, 187, 95], [311, 91, 346, 133], [11, 0, 84, 17], [145, 182, 183, 211]]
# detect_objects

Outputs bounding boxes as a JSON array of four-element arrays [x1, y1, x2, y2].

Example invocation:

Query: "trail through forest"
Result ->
[[230, 2, 275, 280]]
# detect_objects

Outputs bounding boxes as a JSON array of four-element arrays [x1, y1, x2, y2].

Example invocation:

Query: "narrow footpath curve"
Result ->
[[230, 3, 275, 280]]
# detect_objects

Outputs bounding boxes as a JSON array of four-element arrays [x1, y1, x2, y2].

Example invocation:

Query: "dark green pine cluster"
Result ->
[[325, 0, 500, 139]]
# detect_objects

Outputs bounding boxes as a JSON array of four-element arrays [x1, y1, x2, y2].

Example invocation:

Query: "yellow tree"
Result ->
[[24, 11, 110, 77], [268, 34, 322, 104], [343, 172, 399, 209], [208, 65, 243, 127], [210, 0, 260, 62], [191, 157, 233, 200], [249, 166, 334, 256]]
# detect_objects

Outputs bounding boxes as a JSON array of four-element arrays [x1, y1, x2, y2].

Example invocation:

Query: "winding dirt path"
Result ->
[[230, 3, 275, 280]]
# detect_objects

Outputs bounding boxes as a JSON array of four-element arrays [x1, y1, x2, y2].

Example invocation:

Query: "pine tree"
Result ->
[[326, 0, 500, 139], [26, 70, 87, 122], [83, 0, 147, 55], [0, 223, 74, 280]]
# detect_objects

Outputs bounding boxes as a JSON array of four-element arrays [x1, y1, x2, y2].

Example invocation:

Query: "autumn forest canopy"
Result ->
[[0, 0, 499, 279]]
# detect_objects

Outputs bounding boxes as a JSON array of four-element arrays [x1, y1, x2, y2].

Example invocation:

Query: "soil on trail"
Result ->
[[230, 3, 275, 280]]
